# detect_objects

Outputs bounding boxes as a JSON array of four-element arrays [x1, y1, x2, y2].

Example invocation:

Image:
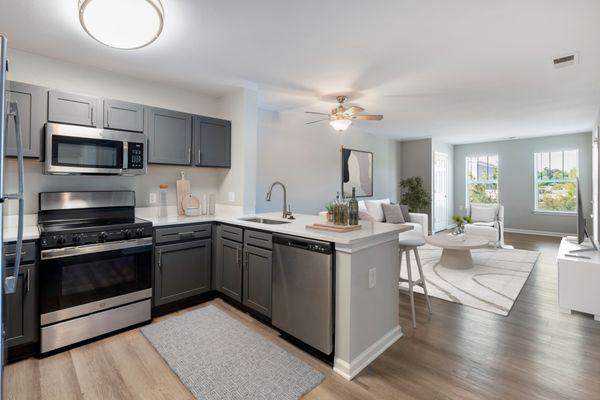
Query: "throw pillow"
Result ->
[[470, 204, 497, 223], [382, 203, 405, 224], [399, 205, 411, 222], [358, 200, 367, 212], [364, 199, 391, 222], [358, 210, 375, 222]]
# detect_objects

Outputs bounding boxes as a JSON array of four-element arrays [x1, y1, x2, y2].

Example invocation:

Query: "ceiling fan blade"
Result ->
[[343, 106, 365, 116], [305, 118, 330, 125], [305, 111, 330, 116], [352, 115, 383, 120]]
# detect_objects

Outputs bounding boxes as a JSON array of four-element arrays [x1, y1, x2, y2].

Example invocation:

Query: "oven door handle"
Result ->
[[40, 237, 153, 260]]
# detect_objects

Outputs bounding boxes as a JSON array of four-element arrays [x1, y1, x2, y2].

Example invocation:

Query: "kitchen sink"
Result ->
[[238, 217, 291, 225]]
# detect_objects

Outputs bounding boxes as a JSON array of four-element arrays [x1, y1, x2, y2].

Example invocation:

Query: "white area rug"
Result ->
[[399, 244, 539, 316], [142, 305, 324, 400]]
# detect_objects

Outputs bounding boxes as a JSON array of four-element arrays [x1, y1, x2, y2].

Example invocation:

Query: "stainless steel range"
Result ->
[[38, 191, 153, 353]]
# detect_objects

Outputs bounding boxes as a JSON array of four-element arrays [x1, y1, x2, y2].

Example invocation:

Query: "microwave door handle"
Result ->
[[4, 100, 25, 294]]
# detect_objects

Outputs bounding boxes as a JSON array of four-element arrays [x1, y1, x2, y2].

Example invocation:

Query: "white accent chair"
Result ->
[[464, 203, 505, 247]]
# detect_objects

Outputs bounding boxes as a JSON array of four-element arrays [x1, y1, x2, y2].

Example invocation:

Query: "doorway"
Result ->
[[434, 152, 449, 232]]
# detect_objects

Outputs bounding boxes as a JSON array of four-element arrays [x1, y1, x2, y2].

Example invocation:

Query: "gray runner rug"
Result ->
[[141, 305, 324, 400]]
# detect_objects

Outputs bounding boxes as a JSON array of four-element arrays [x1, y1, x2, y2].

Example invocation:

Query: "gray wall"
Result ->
[[256, 109, 400, 215], [400, 139, 433, 231], [454, 132, 593, 234]]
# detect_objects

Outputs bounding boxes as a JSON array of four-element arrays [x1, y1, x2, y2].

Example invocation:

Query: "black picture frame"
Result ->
[[341, 147, 373, 198]]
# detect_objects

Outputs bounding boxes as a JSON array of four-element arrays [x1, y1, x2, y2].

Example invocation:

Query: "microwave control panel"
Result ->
[[127, 142, 145, 169]]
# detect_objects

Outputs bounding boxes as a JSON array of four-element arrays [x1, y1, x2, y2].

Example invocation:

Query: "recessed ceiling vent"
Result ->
[[553, 52, 579, 68]]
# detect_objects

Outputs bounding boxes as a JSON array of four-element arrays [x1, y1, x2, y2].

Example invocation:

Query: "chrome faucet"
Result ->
[[266, 181, 293, 219]]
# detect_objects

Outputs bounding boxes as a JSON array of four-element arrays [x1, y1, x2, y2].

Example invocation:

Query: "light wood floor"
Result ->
[[5, 233, 600, 400]]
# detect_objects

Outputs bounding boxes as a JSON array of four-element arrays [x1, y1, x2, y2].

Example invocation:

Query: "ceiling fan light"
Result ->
[[329, 119, 352, 132], [79, 0, 164, 50]]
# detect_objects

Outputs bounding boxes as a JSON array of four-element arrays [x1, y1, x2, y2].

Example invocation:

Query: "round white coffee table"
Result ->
[[425, 233, 489, 269]]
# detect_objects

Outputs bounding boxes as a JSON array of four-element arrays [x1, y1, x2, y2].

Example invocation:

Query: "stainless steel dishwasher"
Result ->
[[272, 233, 333, 355]]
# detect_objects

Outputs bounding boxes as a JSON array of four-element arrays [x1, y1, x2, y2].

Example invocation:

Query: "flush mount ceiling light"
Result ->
[[79, 0, 164, 50]]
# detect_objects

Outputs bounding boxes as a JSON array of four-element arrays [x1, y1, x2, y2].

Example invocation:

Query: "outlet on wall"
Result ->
[[368, 267, 376, 289], [149, 192, 157, 205]]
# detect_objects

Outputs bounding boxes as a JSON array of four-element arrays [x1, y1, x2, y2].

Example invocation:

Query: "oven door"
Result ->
[[39, 238, 152, 325]]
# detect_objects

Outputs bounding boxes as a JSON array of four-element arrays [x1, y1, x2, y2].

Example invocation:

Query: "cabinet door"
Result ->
[[217, 237, 243, 302], [5, 81, 46, 158], [48, 90, 99, 127], [243, 244, 272, 317], [154, 239, 211, 306], [103, 99, 144, 132], [145, 107, 193, 165], [193, 116, 231, 168], [4, 264, 38, 348]]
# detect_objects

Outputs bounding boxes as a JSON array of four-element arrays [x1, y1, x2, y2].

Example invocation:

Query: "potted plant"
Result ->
[[325, 202, 335, 223], [451, 214, 473, 235], [399, 177, 431, 212]]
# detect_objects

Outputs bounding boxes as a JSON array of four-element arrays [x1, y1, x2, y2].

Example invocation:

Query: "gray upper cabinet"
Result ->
[[243, 244, 272, 318], [154, 239, 211, 307], [103, 99, 144, 132], [5, 81, 46, 158], [145, 107, 193, 165], [4, 264, 38, 349], [48, 90, 99, 127], [193, 116, 231, 168]]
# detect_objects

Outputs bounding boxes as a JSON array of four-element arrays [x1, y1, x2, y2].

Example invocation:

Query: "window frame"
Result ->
[[533, 149, 579, 214], [465, 154, 499, 206]]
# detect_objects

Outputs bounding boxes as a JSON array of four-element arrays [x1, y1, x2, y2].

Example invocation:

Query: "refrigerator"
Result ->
[[0, 34, 26, 397]]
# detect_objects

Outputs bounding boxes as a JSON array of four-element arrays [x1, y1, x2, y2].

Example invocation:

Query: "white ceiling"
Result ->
[[1, 0, 600, 143]]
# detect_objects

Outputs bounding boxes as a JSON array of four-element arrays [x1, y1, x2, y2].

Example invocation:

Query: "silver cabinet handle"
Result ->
[[4, 100, 24, 295], [187, 147, 191, 164], [236, 248, 241, 267], [25, 268, 30, 294], [198, 149, 201, 164], [157, 248, 162, 268], [178, 231, 195, 238]]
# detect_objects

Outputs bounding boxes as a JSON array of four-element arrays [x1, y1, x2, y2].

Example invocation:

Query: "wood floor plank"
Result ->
[[4, 232, 600, 399]]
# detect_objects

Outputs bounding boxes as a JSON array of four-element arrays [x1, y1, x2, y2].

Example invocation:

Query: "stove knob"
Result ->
[[72, 235, 82, 244], [135, 228, 144, 237], [123, 229, 132, 239], [98, 232, 108, 242], [56, 236, 66, 245]]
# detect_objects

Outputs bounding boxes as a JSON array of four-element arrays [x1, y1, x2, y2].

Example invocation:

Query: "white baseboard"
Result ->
[[504, 228, 572, 237], [333, 325, 402, 380]]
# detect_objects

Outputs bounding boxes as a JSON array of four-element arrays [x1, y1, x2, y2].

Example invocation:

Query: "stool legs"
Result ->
[[399, 245, 432, 329], [414, 248, 432, 315]]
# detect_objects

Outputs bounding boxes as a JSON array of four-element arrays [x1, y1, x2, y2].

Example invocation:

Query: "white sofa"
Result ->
[[464, 203, 505, 247], [319, 199, 428, 237]]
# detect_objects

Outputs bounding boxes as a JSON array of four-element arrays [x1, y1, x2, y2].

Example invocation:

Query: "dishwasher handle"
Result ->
[[273, 234, 333, 254]]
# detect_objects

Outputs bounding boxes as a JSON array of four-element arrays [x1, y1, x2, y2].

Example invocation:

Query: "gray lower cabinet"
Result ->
[[217, 237, 243, 302], [48, 90, 99, 127], [154, 239, 211, 306], [193, 116, 231, 168], [5, 81, 46, 158], [4, 263, 38, 349], [243, 244, 272, 317], [145, 107, 193, 165], [103, 99, 144, 132]]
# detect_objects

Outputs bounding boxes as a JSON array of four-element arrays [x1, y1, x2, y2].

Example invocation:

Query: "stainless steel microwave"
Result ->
[[44, 123, 146, 176]]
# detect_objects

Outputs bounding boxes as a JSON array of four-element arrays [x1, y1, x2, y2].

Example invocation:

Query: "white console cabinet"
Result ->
[[557, 237, 600, 321]]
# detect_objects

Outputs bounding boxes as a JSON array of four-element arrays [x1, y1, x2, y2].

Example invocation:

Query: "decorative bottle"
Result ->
[[348, 187, 359, 225]]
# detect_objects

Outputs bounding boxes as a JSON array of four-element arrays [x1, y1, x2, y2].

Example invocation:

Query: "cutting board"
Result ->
[[176, 171, 190, 216], [306, 222, 362, 233]]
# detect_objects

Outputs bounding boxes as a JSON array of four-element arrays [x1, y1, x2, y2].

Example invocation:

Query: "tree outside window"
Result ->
[[534, 150, 577, 212], [466, 155, 498, 205]]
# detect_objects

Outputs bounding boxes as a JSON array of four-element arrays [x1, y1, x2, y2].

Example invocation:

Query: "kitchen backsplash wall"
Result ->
[[3, 158, 226, 215]]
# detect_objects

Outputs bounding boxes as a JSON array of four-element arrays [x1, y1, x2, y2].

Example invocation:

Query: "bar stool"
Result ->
[[399, 233, 432, 328]]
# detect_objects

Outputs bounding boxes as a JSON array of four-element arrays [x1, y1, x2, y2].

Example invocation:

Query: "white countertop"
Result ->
[[1, 206, 413, 246], [137, 206, 412, 245]]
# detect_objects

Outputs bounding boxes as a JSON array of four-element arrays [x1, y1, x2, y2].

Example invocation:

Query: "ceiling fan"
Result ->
[[305, 96, 383, 132]]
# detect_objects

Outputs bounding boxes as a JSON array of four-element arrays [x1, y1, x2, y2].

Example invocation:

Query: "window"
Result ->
[[534, 150, 578, 212], [466, 155, 498, 205]]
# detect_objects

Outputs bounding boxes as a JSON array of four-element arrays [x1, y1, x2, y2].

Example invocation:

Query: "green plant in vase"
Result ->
[[325, 202, 335, 223], [399, 177, 431, 212], [452, 214, 473, 235]]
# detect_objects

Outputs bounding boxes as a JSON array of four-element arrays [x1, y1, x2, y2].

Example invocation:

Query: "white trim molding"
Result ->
[[333, 325, 402, 380], [504, 227, 572, 237]]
